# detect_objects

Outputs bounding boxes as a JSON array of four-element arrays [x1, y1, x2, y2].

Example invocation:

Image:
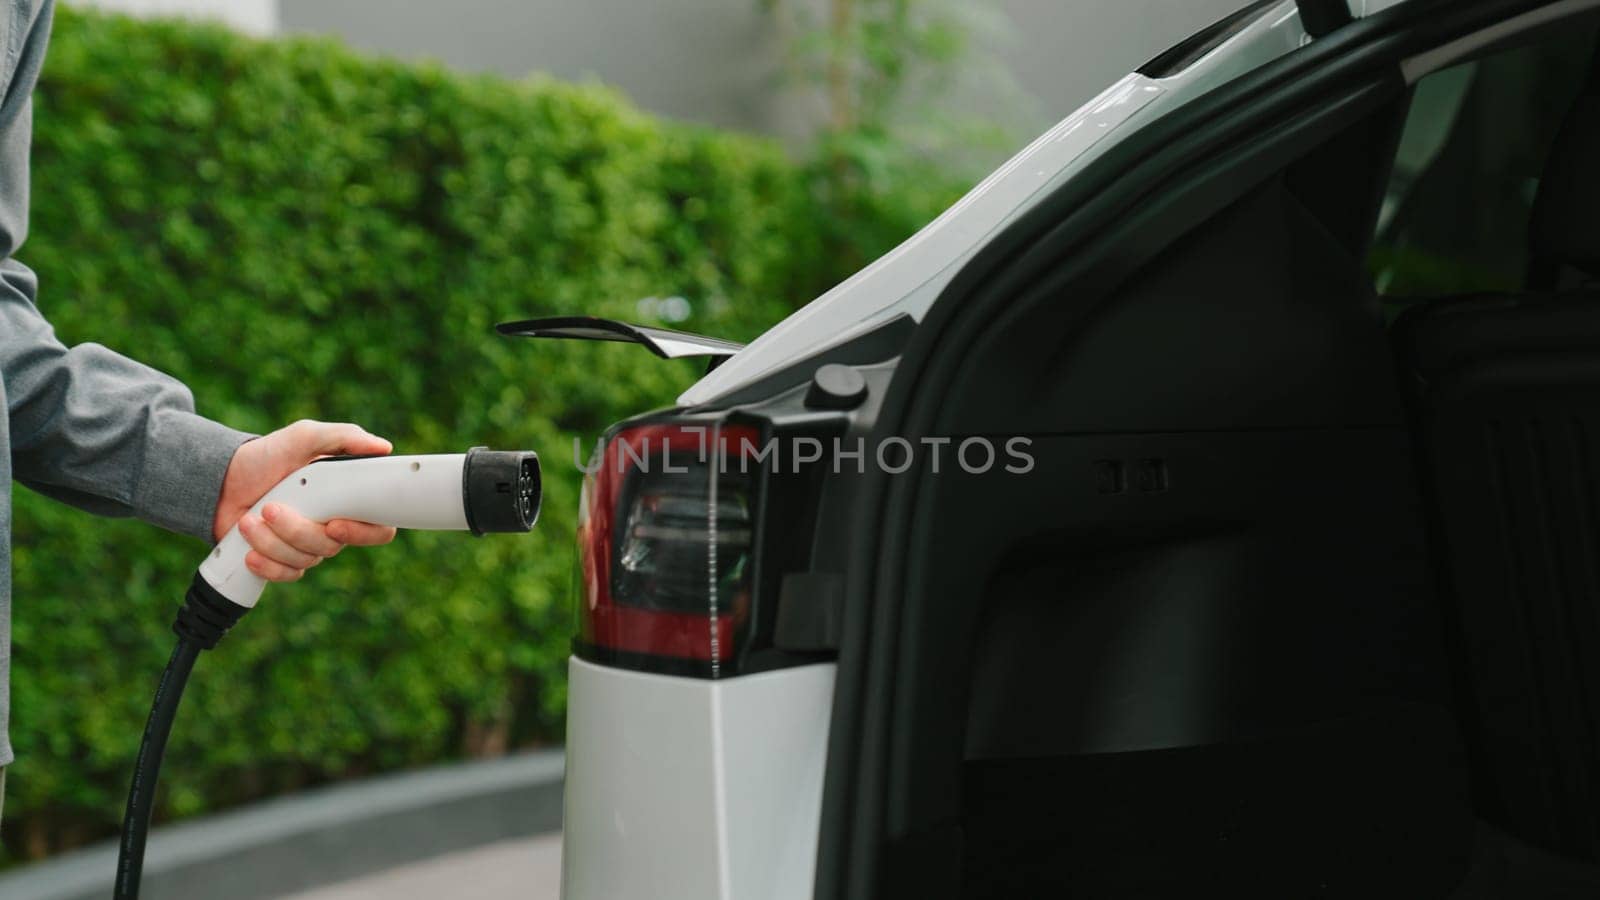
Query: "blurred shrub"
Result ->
[[1, 6, 956, 858], [763, 0, 1017, 274]]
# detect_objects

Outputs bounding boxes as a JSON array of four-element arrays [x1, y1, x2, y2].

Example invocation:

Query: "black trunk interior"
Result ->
[[885, 37, 1600, 898]]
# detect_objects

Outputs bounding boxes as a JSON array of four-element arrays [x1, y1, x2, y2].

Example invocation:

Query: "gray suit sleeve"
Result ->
[[0, 0, 253, 542]]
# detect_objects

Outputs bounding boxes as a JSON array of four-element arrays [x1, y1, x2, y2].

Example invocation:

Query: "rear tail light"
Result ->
[[576, 421, 763, 676]]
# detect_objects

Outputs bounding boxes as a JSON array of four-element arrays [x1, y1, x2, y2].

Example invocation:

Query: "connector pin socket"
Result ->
[[463, 448, 541, 535]]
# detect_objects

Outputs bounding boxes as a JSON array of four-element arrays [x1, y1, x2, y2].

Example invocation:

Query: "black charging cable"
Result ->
[[114, 575, 250, 899], [109, 448, 539, 898]]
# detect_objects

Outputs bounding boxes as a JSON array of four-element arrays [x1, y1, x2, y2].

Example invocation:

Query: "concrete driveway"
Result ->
[[282, 834, 562, 900]]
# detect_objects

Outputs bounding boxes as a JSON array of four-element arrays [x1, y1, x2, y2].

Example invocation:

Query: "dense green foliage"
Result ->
[[762, 0, 1024, 276], [1, 7, 963, 858]]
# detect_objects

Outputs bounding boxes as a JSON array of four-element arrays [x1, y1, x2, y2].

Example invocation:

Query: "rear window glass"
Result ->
[[1371, 27, 1599, 299]]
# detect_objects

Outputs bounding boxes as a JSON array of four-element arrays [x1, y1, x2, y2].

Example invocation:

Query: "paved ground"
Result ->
[[280, 834, 562, 900]]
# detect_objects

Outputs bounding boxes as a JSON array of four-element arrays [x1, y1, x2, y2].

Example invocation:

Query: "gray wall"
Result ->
[[995, 0, 1245, 120], [280, 0, 795, 133], [74, 0, 277, 35], [279, 0, 1245, 142]]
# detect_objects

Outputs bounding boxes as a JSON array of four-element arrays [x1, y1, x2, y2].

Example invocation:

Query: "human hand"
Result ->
[[213, 420, 399, 581]]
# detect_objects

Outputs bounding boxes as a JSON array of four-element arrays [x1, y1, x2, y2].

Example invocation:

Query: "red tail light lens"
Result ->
[[576, 421, 762, 676]]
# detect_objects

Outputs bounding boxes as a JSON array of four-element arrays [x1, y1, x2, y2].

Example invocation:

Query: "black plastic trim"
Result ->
[[692, 314, 916, 409], [774, 571, 845, 651], [571, 639, 723, 679], [1138, 0, 1283, 78], [1299, 0, 1356, 37]]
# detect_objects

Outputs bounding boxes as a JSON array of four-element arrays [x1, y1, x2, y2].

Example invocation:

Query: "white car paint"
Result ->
[[680, 0, 1316, 407], [561, 658, 836, 900]]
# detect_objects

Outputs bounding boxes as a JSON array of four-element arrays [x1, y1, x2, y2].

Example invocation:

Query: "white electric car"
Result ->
[[508, 0, 1600, 896]]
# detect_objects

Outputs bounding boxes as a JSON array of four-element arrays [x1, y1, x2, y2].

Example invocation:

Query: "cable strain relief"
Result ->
[[174, 573, 251, 650]]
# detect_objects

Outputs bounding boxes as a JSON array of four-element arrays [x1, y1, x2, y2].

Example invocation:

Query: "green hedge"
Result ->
[[1, 7, 953, 859]]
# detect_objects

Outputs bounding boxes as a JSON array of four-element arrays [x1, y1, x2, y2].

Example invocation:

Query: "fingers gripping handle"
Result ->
[[198, 454, 472, 607]]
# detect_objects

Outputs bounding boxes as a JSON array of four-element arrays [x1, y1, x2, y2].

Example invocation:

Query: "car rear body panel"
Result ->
[[562, 659, 836, 900]]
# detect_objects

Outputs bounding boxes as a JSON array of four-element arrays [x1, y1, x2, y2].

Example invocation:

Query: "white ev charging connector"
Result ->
[[114, 449, 541, 899], [200, 450, 539, 606]]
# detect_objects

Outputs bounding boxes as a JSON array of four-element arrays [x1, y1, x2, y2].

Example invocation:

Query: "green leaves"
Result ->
[[1, 5, 912, 860]]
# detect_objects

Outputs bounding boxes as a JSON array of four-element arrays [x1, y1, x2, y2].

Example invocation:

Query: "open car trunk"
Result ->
[[815, 3, 1600, 898]]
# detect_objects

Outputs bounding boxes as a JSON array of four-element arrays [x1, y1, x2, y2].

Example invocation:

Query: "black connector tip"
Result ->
[[462, 448, 542, 536]]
